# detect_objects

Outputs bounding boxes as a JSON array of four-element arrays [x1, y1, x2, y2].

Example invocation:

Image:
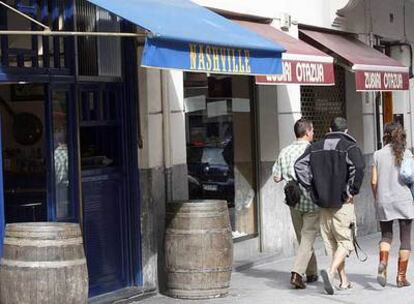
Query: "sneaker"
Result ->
[[320, 269, 334, 295]]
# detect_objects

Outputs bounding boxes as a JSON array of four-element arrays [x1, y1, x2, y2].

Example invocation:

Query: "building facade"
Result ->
[[138, 0, 414, 294], [0, 0, 287, 301], [1, 0, 413, 302], [0, 0, 142, 300]]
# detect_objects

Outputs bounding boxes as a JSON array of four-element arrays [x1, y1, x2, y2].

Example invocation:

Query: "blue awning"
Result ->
[[86, 0, 285, 75]]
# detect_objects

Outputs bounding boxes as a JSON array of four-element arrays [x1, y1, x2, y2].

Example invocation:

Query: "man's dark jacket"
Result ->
[[294, 132, 365, 208]]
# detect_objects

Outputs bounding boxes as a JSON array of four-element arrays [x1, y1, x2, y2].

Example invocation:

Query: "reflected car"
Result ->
[[187, 146, 234, 206]]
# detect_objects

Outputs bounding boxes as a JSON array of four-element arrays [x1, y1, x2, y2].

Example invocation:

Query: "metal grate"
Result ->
[[301, 66, 346, 140], [76, 0, 122, 77], [97, 9, 121, 77], [76, 0, 98, 75]]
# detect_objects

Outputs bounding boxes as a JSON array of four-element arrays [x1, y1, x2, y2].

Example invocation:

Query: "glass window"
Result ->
[[184, 73, 258, 239], [52, 91, 71, 219], [79, 90, 121, 170]]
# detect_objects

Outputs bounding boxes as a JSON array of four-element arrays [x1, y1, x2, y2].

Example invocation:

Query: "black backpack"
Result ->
[[284, 179, 301, 208]]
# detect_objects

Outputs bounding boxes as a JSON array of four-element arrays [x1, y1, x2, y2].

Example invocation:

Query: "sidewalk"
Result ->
[[137, 233, 414, 304]]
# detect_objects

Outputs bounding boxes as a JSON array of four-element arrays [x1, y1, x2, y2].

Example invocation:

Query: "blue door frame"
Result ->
[[0, 82, 142, 296], [79, 84, 127, 296], [0, 79, 143, 295], [78, 83, 141, 296], [0, 0, 143, 292], [121, 27, 143, 287]]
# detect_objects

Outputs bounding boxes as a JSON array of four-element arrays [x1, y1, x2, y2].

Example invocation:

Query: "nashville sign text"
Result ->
[[189, 43, 251, 74]]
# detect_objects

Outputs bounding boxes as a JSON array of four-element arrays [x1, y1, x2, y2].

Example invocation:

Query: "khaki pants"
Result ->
[[320, 202, 356, 257], [290, 208, 320, 276]]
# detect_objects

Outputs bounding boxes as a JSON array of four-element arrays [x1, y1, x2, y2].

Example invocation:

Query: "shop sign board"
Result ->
[[355, 70, 409, 91], [255, 60, 335, 85], [142, 40, 283, 76]]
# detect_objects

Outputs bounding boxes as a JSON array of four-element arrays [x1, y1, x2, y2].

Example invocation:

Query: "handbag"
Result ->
[[400, 156, 414, 184], [284, 179, 301, 208], [400, 156, 414, 198]]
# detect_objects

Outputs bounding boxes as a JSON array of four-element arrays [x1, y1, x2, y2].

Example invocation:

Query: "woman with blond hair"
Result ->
[[372, 122, 414, 287]]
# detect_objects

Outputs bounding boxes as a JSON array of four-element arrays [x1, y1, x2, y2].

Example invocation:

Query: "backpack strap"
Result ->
[[350, 222, 368, 262]]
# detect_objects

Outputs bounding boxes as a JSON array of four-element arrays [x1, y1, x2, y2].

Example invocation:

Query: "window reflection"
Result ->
[[184, 73, 257, 239], [53, 91, 71, 219]]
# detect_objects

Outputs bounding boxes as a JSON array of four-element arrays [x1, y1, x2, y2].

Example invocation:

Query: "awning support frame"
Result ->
[[0, 30, 146, 37], [0, 1, 146, 38]]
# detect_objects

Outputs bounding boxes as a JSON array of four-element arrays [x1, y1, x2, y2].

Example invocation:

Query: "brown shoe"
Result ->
[[397, 258, 411, 287], [377, 250, 389, 287], [290, 272, 306, 289], [306, 274, 318, 283]]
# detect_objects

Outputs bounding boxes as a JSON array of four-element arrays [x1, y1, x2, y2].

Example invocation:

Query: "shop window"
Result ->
[[301, 66, 346, 140], [185, 73, 258, 240]]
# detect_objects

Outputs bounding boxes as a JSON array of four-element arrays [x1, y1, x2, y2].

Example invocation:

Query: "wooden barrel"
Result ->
[[164, 200, 233, 299], [0, 222, 88, 304]]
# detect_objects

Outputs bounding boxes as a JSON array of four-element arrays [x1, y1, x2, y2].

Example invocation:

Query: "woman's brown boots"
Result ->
[[397, 250, 411, 288], [377, 251, 389, 287], [379, 250, 411, 287]]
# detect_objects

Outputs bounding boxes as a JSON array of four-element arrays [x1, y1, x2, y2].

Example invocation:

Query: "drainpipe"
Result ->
[[161, 71, 173, 203], [365, 0, 382, 150]]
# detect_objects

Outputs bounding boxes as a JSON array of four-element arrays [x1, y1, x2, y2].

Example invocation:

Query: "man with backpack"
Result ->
[[295, 117, 365, 295], [273, 118, 320, 289]]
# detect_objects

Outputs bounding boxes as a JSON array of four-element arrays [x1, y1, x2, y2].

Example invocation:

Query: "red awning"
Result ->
[[300, 29, 410, 91], [235, 21, 335, 86]]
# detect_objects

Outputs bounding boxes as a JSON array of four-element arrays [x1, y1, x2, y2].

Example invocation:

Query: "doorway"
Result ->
[[0, 82, 137, 296], [79, 84, 130, 296], [0, 84, 47, 223]]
